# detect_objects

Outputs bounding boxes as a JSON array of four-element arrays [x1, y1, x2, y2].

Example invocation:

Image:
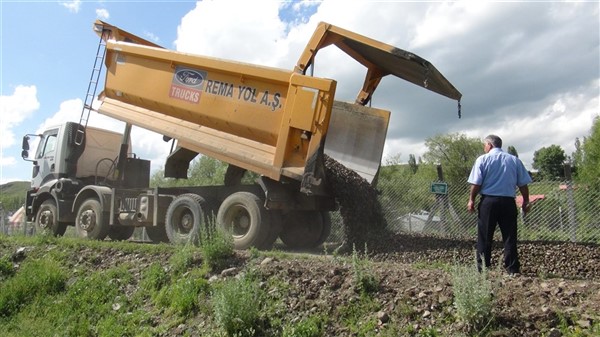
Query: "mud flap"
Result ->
[[300, 146, 328, 196]]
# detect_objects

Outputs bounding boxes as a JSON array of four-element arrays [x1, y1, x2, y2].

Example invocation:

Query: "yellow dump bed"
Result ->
[[94, 20, 461, 192]]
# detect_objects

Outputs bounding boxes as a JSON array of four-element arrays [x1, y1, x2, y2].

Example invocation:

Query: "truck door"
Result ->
[[33, 128, 59, 187]]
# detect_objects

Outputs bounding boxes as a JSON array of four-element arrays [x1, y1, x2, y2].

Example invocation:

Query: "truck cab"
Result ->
[[22, 122, 130, 235]]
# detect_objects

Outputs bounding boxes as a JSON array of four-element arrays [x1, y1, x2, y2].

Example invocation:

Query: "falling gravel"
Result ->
[[324, 155, 389, 249]]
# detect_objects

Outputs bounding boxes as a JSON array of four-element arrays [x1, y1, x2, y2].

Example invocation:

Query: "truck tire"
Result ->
[[262, 211, 283, 250], [108, 226, 135, 241], [75, 199, 109, 240], [165, 194, 206, 245], [35, 199, 67, 236], [217, 192, 270, 250], [279, 211, 328, 249], [315, 211, 332, 247], [146, 225, 169, 243]]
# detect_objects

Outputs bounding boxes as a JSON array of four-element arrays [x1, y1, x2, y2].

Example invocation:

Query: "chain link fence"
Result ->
[[328, 165, 600, 245], [3, 165, 599, 246]]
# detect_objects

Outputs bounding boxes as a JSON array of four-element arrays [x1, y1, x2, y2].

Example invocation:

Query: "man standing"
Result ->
[[467, 135, 532, 275]]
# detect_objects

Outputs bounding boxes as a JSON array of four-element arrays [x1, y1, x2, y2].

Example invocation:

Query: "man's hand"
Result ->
[[468, 184, 481, 214], [522, 202, 531, 215], [467, 200, 475, 213]]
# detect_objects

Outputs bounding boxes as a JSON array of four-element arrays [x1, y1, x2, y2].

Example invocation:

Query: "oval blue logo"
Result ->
[[174, 68, 204, 88]]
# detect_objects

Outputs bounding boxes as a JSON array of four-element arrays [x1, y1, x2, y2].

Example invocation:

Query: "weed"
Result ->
[[0, 256, 14, 280], [248, 246, 261, 259], [351, 244, 379, 294], [282, 314, 327, 337], [450, 261, 493, 333], [212, 273, 264, 337], [156, 268, 210, 317], [169, 244, 199, 275], [338, 293, 381, 336], [200, 220, 234, 271], [140, 262, 169, 295]]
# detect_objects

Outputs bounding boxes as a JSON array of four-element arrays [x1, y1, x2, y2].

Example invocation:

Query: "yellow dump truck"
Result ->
[[22, 20, 461, 249]]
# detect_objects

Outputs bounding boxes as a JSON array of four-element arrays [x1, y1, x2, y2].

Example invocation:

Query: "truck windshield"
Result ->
[[36, 131, 58, 159]]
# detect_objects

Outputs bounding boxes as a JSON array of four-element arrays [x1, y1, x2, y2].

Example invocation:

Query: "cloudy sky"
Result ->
[[1, 0, 598, 184]]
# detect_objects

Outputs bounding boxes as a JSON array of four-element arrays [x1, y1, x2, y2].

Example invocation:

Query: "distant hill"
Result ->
[[0, 181, 29, 212]]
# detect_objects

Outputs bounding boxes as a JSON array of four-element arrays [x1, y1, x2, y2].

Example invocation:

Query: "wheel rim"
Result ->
[[38, 209, 54, 230], [225, 204, 251, 238], [78, 209, 96, 233], [174, 208, 194, 235]]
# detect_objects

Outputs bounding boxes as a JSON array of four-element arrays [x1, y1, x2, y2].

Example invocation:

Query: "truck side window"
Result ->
[[37, 133, 58, 159]]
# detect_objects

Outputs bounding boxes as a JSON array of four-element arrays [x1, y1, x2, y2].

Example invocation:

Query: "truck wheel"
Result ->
[[217, 192, 270, 250], [108, 226, 135, 241], [35, 199, 67, 236], [75, 199, 109, 240], [279, 211, 325, 249], [165, 194, 206, 245], [261, 210, 283, 250], [315, 211, 332, 247], [146, 225, 169, 243]]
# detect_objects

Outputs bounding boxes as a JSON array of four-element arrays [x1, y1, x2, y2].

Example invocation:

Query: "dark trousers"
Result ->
[[477, 195, 520, 273]]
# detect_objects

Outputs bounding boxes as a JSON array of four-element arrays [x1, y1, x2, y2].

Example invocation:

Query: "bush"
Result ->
[[451, 261, 493, 332], [212, 273, 264, 337], [200, 221, 234, 271]]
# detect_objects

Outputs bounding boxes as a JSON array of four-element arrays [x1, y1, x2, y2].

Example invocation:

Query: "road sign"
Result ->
[[430, 182, 448, 195]]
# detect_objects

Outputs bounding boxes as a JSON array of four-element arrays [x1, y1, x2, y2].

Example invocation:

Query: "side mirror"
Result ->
[[21, 150, 29, 159], [22, 136, 30, 151]]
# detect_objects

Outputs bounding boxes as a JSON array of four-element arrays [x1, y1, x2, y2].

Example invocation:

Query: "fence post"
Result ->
[[564, 163, 578, 242], [0, 203, 5, 235]]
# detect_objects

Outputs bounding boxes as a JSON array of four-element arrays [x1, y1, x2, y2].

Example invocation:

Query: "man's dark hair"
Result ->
[[484, 134, 502, 148]]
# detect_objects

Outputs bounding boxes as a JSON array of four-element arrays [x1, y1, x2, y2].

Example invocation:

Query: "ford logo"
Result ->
[[175, 69, 204, 87]]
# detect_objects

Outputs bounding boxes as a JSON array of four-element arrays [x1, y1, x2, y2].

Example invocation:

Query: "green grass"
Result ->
[[282, 314, 327, 337], [1, 233, 598, 336], [0, 258, 66, 317], [338, 293, 381, 336]]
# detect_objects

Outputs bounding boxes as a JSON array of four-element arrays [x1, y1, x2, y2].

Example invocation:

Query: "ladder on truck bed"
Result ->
[[75, 27, 109, 145]]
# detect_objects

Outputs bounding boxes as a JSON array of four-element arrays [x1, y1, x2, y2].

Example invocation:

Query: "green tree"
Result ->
[[423, 133, 482, 184], [408, 154, 418, 174], [532, 144, 566, 180], [507, 145, 519, 157], [150, 156, 259, 188], [576, 116, 600, 188]]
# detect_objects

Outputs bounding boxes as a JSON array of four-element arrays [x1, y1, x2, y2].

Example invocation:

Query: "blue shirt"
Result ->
[[468, 148, 532, 197]]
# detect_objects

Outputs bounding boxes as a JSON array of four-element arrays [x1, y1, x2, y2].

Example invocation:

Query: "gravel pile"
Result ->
[[322, 156, 599, 280], [370, 233, 600, 280]]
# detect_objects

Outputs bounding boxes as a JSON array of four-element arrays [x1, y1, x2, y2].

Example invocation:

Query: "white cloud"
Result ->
[[175, 0, 286, 65], [60, 0, 82, 13], [144, 31, 160, 44], [96, 8, 110, 20], [35, 0, 590, 181], [35, 98, 82, 135], [0, 85, 40, 150], [169, 0, 598, 171]]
